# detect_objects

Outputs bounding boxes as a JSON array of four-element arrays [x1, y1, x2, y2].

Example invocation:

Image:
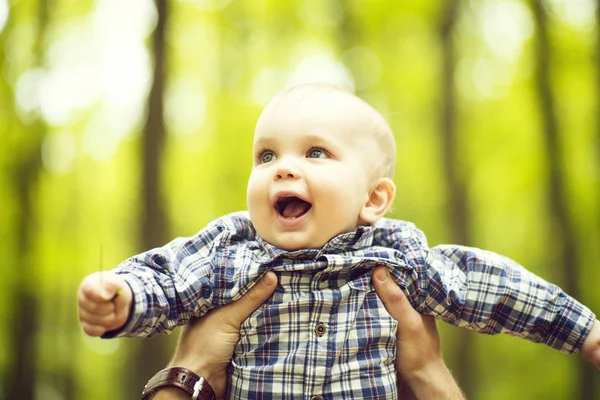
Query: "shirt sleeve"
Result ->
[[105, 218, 229, 339], [392, 224, 595, 354]]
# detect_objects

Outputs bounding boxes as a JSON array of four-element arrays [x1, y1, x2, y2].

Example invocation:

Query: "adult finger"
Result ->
[[372, 266, 438, 336], [372, 265, 441, 373], [218, 271, 278, 328], [372, 266, 415, 322]]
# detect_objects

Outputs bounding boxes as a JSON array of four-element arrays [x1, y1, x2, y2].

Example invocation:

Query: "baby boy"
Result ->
[[78, 83, 600, 399]]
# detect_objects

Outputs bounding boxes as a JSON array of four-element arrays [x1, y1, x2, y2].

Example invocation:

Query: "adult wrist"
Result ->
[[165, 347, 224, 386], [141, 367, 216, 400], [402, 360, 464, 400], [166, 361, 217, 387], [151, 386, 191, 400], [163, 348, 229, 398]]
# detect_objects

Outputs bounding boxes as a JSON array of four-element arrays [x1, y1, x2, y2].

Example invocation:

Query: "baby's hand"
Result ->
[[77, 272, 133, 337], [581, 320, 600, 369]]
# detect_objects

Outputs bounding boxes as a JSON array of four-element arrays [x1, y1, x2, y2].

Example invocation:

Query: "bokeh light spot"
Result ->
[[0, 0, 8, 34], [472, 58, 511, 99], [546, 0, 596, 30], [479, 0, 533, 61], [15, 68, 45, 121], [81, 332, 121, 355], [342, 47, 382, 91], [93, 0, 157, 43], [287, 52, 354, 91], [165, 77, 207, 136], [99, 44, 151, 108], [83, 104, 142, 161], [42, 132, 76, 175], [251, 67, 289, 106], [39, 67, 83, 126]]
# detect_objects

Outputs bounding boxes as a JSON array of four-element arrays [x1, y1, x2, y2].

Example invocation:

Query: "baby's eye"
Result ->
[[260, 151, 277, 164], [307, 147, 328, 159]]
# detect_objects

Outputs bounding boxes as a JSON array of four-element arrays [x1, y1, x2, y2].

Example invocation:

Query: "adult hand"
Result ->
[[152, 271, 278, 400], [372, 266, 465, 400]]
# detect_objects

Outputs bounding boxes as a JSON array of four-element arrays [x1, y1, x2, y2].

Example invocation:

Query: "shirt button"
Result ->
[[319, 272, 330, 282], [310, 396, 323, 400], [315, 323, 327, 337]]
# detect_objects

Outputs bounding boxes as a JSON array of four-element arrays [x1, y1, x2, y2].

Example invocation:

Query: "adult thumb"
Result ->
[[220, 271, 278, 327], [372, 266, 412, 321]]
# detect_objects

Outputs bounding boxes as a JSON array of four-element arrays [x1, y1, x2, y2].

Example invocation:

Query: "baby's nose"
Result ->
[[274, 161, 301, 180], [277, 171, 295, 179]]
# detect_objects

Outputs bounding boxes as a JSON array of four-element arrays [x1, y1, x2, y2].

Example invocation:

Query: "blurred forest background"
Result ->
[[1, 0, 599, 399]]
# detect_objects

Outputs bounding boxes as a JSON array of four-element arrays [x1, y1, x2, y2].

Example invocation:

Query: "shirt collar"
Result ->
[[255, 224, 377, 263]]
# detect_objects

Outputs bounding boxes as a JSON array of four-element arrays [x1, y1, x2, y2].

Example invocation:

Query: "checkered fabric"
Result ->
[[110, 212, 595, 400]]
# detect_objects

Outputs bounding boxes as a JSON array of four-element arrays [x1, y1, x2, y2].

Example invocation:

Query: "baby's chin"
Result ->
[[271, 238, 324, 251], [263, 233, 328, 251], [258, 223, 364, 251]]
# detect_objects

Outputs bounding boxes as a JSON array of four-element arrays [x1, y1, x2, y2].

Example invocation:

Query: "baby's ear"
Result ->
[[359, 178, 396, 224]]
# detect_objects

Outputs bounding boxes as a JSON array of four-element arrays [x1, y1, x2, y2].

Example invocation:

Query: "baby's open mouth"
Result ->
[[275, 196, 312, 219]]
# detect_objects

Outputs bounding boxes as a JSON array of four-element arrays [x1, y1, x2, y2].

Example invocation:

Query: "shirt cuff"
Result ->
[[544, 298, 596, 354]]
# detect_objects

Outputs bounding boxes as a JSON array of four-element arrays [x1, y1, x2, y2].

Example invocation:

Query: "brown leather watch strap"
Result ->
[[141, 367, 216, 400]]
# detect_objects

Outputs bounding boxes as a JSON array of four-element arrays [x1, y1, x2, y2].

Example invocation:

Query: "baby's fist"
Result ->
[[77, 272, 133, 337]]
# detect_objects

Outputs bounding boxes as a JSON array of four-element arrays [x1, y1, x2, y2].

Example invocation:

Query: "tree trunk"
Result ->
[[125, 1, 171, 398], [531, 1, 594, 399], [337, 0, 359, 54], [6, 171, 41, 400], [439, 0, 477, 398], [597, 0, 600, 237], [4, 1, 48, 398]]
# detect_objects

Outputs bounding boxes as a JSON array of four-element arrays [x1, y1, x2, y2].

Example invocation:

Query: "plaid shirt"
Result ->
[[111, 211, 595, 399]]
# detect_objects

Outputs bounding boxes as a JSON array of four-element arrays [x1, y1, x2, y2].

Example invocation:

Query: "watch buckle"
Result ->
[[192, 376, 205, 400]]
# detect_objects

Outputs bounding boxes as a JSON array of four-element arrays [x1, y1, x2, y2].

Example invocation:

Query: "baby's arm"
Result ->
[[102, 236, 218, 338], [77, 271, 133, 337], [81, 215, 248, 339], [383, 221, 595, 355], [380, 220, 597, 365], [417, 244, 595, 354]]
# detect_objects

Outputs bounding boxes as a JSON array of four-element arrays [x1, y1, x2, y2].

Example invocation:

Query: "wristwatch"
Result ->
[[141, 367, 216, 400]]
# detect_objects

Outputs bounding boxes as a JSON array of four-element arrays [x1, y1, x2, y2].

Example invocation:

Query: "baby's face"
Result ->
[[246, 88, 380, 250]]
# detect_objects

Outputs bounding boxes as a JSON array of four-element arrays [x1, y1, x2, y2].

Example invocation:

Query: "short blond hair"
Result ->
[[274, 83, 396, 179]]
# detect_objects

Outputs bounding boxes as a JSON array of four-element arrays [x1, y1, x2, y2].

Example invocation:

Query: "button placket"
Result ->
[[314, 323, 327, 337]]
